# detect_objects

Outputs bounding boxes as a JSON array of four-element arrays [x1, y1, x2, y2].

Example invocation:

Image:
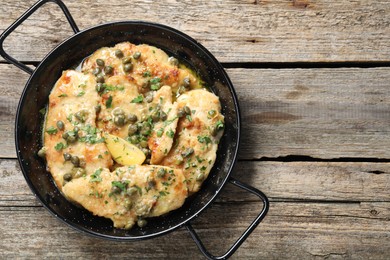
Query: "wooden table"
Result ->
[[1, 0, 389, 259]]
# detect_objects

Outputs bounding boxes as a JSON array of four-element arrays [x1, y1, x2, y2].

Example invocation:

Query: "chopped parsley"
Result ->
[[46, 126, 58, 135], [156, 128, 164, 137], [143, 71, 152, 77], [90, 168, 103, 183], [106, 95, 113, 108], [77, 91, 85, 97], [166, 129, 174, 138], [58, 93, 68, 98], [197, 135, 211, 145], [215, 120, 224, 130], [111, 180, 129, 192], [54, 142, 66, 151], [186, 115, 192, 122], [150, 77, 161, 90], [131, 95, 144, 103]]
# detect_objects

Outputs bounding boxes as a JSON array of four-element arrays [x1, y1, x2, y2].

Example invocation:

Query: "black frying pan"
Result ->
[[0, 0, 269, 259]]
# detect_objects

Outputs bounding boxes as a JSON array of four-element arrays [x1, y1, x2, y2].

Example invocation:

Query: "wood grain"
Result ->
[[2, 159, 389, 206], [1, 0, 389, 63], [1, 64, 389, 159]]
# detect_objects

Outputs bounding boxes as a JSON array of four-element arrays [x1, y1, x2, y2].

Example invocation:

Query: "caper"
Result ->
[[137, 218, 147, 228], [79, 160, 86, 168], [127, 187, 138, 196], [56, 120, 64, 130], [73, 126, 79, 133], [96, 74, 105, 83], [141, 148, 150, 156], [92, 67, 101, 75], [72, 167, 86, 178], [128, 135, 139, 144], [144, 92, 154, 103], [70, 155, 80, 167], [63, 153, 71, 161], [111, 185, 121, 194], [168, 57, 179, 66], [122, 57, 132, 64], [62, 132, 69, 140], [133, 51, 141, 59], [196, 172, 205, 181], [67, 135, 77, 143], [96, 83, 105, 92], [140, 140, 148, 148], [123, 63, 133, 72], [183, 106, 191, 115], [140, 125, 151, 136], [104, 65, 113, 75], [151, 111, 160, 122], [75, 110, 88, 123], [211, 126, 219, 136], [159, 111, 167, 121], [96, 59, 105, 67], [114, 115, 126, 126], [63, 173, 72, 182], [37, 147, 46, 158], [128, 124, 138, 136], [95, 105, 101, 113], [124, 199, 133, 210], [112, 107, 125, 116], [147, 180, 156, 189], [181, 147, 194, 158], [177, 108, 185, 118], [115, 49, 124, 58], [183, 77, 191, 87], [157, 168, 167, 178], [127, 113, 138, 123]]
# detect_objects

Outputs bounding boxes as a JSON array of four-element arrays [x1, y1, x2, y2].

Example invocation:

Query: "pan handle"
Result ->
[[185, 177, 269, 260], [0, 0, 79, 74]]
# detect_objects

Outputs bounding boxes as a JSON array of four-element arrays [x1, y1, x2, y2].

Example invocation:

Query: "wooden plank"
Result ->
[[1, 0, 389, 63], [1, 201, 389, 259], [1, 64, 389, 159], [2, 159, 389, 206]]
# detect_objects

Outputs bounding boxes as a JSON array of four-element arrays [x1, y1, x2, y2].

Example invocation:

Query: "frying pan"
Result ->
[[0, 0, 269, 259]]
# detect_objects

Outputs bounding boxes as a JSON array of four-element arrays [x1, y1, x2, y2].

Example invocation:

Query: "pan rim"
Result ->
[[15, 20, 241, 240]]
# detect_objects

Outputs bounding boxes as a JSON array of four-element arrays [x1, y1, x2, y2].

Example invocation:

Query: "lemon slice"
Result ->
[[104, 133, 146, 165]]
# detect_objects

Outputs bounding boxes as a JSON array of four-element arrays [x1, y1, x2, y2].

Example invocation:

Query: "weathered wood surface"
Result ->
[[1, 0, 390, 63], [1, 1, 390, 259], [1, 64, 389, 159], [1, 159, 390, 259]]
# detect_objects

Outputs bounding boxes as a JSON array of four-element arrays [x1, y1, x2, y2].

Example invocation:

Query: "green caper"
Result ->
[[133, 52, 141, 59], [62, 132, 69, 140], [63, 173, 72, 182], [96, 59, 105, 67], [95, 83, 104, 92], [124, 199, 133, 210], [113, 107, 125, 116], [123, 63, 133, 72], [181, 147, 194, 158], [126, 187, 138, 196], [104, 65, 113, 75], [95, 105, 101, 113], [56, 120, 64, 130], [122, 57, 132, 64], [128, 135, 139, 144], [141, 148, 150, 156], [183, 77, 191, 87], [137, 218, 147, 228], [114, 115, 126, 126], [151, 111, 160, 122], [73, 126, 79, 133], [96, 74, 105, 83], [168, 57, 179, 66], [128, 124, 138, 136], [144, 92, 154, 103], [159, 111, 167, 121], [127, 113, 138, 123], [115, 49, 124, 58], [79, 160, 86, 168], [63, 153, 71, 161], [177, 108, 185, 118], [92, 67, 101, 75], [140, 140, 148, 148], [157, 168, 167, 178], [72, 167, 86, 178], [70, 155, 80, 167], [37, 147, 46, 158], [111, 185, 121, 194], [147, 180, 156, 189], [140, 124, 151, 136], [75, 110, 88, 123], [196, 172, 205, 181], [183, 106, 191, 115], [67, 135, 77, 143]]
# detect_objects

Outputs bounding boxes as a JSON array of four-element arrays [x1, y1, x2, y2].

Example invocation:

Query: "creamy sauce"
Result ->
[[40, 42, 224, 229]]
